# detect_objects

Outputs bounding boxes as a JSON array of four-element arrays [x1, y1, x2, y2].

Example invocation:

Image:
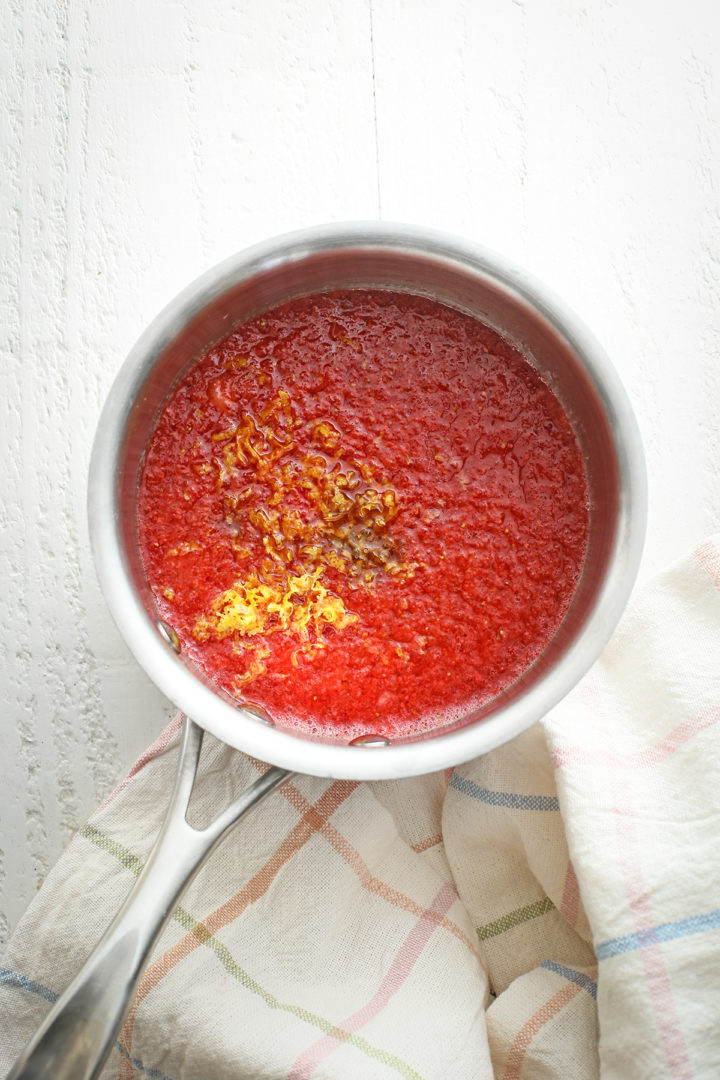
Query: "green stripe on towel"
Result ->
[[476, 896, 555, 941]]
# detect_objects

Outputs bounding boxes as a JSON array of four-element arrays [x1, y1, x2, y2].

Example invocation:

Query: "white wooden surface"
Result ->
[[1, 0, 719, 946]]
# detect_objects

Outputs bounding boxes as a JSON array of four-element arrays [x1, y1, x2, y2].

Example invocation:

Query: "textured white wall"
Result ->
[[1, 0, 719, 945]]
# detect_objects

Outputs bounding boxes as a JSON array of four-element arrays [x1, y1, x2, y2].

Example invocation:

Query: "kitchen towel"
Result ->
[[2, 537, 720, 1079]]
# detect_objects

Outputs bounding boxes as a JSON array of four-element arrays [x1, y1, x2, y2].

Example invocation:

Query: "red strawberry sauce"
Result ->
[[138, 290, 588, 741]]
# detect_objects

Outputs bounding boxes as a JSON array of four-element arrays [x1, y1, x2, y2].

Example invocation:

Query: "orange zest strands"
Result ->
[[191, 386, 413, 689], [194, 569, 357, 644]]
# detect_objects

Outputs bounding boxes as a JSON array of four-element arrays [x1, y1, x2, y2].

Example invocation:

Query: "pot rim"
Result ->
[[87, 221, 646, 780]]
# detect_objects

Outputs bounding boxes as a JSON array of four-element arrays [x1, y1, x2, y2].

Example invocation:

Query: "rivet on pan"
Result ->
[[241, 704, 275, 726], [157, 620, 181, 654], [350, 734, 391, 747]]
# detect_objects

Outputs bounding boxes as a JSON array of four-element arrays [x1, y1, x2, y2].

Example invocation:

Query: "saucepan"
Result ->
[[9, 223, 646, 1080]]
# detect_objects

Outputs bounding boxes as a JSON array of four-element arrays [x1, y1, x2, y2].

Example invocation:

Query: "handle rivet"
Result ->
[[350, 734, 391, 747], [240, 704, 275, 726], [157, 621, 181, 653]]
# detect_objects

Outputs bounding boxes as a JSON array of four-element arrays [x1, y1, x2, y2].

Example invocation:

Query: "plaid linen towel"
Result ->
[[2, 538, 720, 1079]]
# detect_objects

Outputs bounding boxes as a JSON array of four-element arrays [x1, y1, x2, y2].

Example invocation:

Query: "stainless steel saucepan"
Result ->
[[9, 223, 646, 1080]]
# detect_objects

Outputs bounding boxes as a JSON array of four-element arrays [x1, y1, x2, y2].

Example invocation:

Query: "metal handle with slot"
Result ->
[[7, 715, 291, 1080]]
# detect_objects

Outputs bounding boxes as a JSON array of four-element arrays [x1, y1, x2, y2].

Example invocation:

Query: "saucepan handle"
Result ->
[[7, 715, 291, 1080]]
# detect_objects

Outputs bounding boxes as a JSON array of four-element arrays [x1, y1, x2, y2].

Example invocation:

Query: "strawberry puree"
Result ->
[[138, 290, 588, 740]]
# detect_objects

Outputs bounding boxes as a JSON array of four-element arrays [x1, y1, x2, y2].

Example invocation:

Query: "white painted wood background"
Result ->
[[1, 0, 719, 946]]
